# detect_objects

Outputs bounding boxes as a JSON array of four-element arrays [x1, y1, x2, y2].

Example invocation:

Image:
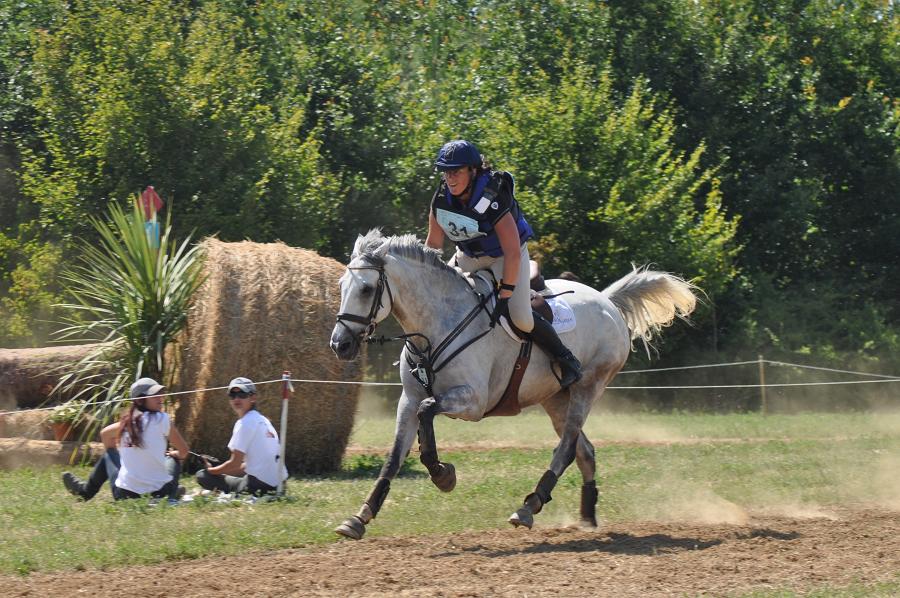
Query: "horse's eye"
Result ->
[[360, 285, 373, 296]]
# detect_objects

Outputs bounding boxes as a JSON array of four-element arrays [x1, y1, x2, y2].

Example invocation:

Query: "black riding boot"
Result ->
[[62, 448, 119, 501], [529, 312, 582, 388]]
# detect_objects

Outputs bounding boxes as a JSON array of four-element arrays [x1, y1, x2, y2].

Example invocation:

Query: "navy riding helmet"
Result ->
[[434, 140, 482, 172]]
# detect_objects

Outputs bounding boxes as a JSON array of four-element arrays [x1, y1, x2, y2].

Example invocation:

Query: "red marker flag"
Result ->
[[140, 186, 164, 221]]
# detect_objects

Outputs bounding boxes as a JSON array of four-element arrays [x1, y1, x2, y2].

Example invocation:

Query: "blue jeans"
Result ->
[[80, 448, 121, 500]]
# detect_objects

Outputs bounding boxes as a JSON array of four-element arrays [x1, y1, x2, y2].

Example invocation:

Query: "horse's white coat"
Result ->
[[331, 230, 698, 530]]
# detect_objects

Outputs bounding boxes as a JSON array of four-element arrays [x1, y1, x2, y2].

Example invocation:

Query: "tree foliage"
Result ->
[[0, 0, 896, 376]]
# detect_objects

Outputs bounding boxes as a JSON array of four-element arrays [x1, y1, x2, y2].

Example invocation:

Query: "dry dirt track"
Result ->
[[6, 507, 899, 597]]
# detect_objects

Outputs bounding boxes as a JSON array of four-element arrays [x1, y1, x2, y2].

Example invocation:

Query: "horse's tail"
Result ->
[[603, 265, 699, 352]]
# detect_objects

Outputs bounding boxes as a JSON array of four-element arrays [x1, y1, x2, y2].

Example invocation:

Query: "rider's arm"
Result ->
[[495, 213, 521, 298], [425, 211, 445, 250]]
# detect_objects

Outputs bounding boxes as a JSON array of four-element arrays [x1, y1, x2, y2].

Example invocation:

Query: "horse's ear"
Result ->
[[373, 238, 391, 258], [351, 234, 366, 260], [352, 228, 385, 259]]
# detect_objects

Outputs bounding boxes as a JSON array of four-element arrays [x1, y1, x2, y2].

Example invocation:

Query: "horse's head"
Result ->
[[330, 231, 393, 360]]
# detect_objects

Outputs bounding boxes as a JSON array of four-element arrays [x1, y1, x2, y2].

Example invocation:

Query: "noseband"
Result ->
[[335, 257, 394, 340]]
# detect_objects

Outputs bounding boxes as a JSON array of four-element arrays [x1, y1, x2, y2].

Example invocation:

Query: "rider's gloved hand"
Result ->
[[490, 296, 510, 328]]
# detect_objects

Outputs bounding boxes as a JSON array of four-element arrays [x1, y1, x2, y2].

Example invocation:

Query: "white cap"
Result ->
[[130, 377, 165, 399], [228, 377, 257, 394]]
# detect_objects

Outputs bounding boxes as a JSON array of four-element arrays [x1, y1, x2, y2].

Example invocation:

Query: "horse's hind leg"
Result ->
[[539, 393, 599, 527], [576, 431, 599, 527], [509, 384, 599, 529]]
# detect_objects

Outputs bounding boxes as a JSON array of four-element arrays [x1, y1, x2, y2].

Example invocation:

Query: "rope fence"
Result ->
[[1, 358, 898, 417]]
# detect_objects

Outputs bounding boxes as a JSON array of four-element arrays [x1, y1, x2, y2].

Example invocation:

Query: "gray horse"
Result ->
[[330, 229, 698, 539]]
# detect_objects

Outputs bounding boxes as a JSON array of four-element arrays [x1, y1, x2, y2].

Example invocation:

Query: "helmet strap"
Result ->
[[461, 167, 477, 199]]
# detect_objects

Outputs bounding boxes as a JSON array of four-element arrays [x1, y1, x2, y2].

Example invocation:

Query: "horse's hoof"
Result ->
[[579, 516, 598, 529], [508, 507, 534, 529], [335, 516, 366, 540], [431, 462, 456, 493]]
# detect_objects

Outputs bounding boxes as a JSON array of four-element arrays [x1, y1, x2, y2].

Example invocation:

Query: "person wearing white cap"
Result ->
[[195, 376, 288, 495], [63, 377, 189, 501]]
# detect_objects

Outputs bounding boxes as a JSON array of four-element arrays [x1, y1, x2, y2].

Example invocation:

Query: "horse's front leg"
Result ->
[[416, 384, 478, 493], [335, 393, 419, 540]]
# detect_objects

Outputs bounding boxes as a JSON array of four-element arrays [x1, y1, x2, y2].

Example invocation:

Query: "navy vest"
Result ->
[[433, 171, 533, 258]]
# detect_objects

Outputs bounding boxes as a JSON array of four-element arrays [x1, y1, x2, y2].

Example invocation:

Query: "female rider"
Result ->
[[425, 139, 582, 388]]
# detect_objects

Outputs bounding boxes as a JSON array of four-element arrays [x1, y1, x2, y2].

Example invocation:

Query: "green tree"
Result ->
[[484, 63, 739, 298]]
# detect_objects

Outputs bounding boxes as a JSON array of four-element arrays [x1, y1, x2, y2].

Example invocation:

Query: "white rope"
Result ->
[[608, 378, 900, 390], [0, 378, 287, 416], [3, 361, 898, 417], [766, 359, 900, 379], [289, 379, 401, 386], [619, 359, 761, 374]]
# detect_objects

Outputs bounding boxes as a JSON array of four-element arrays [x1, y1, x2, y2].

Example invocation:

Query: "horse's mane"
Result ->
[[351, 229, 461, 278]]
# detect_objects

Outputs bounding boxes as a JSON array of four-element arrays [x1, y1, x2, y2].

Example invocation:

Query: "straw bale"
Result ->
[[0, 344, 103, 411], [0, 438, 103, 470], [0, 409, 53, 439], [174, 239, 360, 474]]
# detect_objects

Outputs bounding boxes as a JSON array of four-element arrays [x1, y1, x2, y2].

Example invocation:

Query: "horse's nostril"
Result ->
[[338, 340, 351, 353]]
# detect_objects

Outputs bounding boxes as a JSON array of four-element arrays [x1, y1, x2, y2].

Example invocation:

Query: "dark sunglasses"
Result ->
[[228, 390, 251, 399]]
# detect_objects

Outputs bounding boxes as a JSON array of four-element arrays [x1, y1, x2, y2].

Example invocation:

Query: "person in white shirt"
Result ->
[[195, 377, 288, 495], [62, 377, 189, 501]]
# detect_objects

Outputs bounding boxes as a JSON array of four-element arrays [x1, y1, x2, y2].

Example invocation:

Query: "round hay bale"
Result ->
[[173, 239, 360, 474], [0, 344, 103, 410]]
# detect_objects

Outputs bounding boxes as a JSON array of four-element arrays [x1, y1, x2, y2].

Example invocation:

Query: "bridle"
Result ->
[[335, 256, 394, 340], [334, 252, 494, 397]]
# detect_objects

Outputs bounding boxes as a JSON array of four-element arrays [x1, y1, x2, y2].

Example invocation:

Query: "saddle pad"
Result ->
[[546, 296, 576, 333], [498, 296, 577, 341]]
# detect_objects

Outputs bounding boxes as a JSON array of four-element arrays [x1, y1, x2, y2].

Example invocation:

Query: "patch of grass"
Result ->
[[348, 409, 900, 449], [1, 418, 898, 575], [338, 454, 420, 478]]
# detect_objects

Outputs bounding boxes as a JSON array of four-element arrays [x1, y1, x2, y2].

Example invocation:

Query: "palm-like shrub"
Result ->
[[51, 200, 205, 431]]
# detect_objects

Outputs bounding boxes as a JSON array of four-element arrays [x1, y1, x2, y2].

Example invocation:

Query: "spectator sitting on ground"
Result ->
[[62, 377, 188, 501], [195, 377, 288, 496]]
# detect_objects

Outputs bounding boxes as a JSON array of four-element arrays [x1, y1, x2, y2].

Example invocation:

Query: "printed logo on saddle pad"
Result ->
[[546, 297, 576, 333]]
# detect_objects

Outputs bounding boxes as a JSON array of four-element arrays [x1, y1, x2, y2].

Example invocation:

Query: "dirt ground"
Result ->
[[5, 506, 899, 597]]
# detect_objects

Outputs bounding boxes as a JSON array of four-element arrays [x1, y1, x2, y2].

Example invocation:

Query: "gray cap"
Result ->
[[228, 377, 257, 394], [130, 377, 165, 399]]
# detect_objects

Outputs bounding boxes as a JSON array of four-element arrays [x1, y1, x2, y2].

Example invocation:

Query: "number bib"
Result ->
[[435, 208, 487, 242]]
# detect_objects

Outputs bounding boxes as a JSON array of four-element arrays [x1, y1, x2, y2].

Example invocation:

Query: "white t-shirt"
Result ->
[[115, 411, 172, 494], [228, 409, 288, 488]]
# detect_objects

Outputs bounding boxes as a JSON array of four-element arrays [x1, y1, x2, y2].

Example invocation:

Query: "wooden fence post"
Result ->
[[758, 355, 767, 416]]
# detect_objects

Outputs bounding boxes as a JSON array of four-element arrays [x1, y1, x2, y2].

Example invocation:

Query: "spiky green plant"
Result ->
[[50, 199, 205, 432]]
